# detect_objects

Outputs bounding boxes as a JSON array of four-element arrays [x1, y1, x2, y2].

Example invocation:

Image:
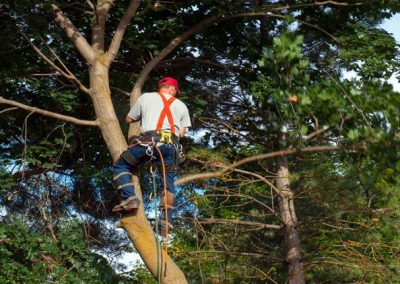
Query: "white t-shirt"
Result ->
[[127, 92, 191, 135]]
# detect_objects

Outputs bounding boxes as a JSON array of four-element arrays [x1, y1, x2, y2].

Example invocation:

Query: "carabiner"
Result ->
[[146, 144, 154, 156]]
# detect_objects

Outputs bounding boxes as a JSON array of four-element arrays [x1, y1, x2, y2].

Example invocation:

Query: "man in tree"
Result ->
[[111, 77, 191, 231]]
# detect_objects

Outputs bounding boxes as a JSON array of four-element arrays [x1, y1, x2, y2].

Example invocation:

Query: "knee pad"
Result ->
[[113, 172, 133, 189], [113, 171, 132, 181]]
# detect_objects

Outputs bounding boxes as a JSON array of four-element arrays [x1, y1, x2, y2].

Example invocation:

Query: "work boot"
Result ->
[[112, 196, 140, 212]]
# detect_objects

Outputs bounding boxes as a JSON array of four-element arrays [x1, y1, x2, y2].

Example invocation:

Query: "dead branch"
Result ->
[[18, 30, 90, 95], [0, 107, 18, 114], [182, 217, 281, 230], [175, 145, 346, 185], [0, 96, 99, 126]]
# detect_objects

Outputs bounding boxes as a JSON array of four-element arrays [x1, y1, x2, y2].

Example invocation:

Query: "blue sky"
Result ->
[[381, 13, 400, 43], [381, 13, 400, 91]]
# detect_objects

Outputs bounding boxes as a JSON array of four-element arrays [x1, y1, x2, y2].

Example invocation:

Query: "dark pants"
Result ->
[[112, 144, 177, 216]]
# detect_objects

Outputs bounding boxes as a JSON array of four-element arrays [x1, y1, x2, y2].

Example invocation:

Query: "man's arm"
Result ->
[[179, 127, 186, 138], [125, 115, 139, 124]]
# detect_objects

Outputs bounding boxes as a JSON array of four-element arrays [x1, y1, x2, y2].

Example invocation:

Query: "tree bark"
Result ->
[[276, 156, 305, 284]]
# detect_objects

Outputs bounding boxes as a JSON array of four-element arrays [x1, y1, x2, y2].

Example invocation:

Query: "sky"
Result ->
[[381, 13, 400, 43], [381, 13, 400, 91]]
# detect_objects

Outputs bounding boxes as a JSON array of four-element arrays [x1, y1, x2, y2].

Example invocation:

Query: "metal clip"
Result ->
[[150, 165, 156, 176], [175, 143, 184, 159], [146, 144, 154, 156]]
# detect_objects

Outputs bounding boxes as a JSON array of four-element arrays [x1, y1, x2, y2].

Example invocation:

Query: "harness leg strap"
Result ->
[[121, 150, 140, 167]]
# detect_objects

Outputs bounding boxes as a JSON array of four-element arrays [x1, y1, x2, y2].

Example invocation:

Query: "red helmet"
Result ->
[[158, 77, 180, 93]]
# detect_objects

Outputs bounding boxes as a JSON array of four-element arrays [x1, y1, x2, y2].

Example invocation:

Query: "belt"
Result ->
[[129, 130, 179, 145]]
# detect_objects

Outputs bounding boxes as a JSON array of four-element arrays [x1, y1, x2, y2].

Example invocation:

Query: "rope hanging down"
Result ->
[[150, 165, 162, 283], [148, 145, 170, 280], [154, 146, 169, 277]]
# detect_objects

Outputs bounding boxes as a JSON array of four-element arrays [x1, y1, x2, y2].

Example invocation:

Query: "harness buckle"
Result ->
[[160, 131, 173, 144]]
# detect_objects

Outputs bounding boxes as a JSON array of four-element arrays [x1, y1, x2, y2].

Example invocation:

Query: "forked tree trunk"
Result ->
[[90, 57, 187, 283], [276, 155, 305, 284]]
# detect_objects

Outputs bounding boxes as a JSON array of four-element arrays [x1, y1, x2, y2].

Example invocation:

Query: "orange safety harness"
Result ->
[[156, 92, 176, 135]]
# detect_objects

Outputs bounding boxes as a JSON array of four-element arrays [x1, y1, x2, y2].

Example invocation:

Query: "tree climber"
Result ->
[[112, 77, 191, 233]]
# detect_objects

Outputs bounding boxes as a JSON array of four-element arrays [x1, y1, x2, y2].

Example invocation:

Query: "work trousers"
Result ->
[[112, 143, 177, 209]]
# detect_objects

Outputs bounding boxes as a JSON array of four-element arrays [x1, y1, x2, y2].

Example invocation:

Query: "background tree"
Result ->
[[1, 0, 399, 283]]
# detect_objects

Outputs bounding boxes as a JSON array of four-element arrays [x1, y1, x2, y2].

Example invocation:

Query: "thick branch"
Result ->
[[107, 0, 141, 65], [0, 97, 99, 126], [175, 145, 344, 185], [52, 4, 95, 63], [92, 0, 114, 52]]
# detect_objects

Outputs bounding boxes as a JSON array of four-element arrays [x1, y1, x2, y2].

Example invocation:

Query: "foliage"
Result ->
[[0, 0, 400, 283], [0, 216, 135, 283]]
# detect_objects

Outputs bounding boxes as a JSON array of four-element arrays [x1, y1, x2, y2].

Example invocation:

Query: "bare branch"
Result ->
[[86, 0, 95, 10], [175, 145, 344, 185], [190, 156, 280, 196], [182, 217, 281, 230], [0, 107, 18, 114], [160, 56, 243, 71], [255, 13, 338, 41], [18, 29, 90, 95], [110, 86, 130, 96], [0, 96, 99, 126], [107, 0, 141, 65], [31, 72, 61, 77], [185, 250, 279, 260], [52, 4, 95, 63]]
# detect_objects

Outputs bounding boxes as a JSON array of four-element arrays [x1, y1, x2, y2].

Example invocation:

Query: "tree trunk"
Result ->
[[89, 57, 187, 283], [276, 155, 305, 284]]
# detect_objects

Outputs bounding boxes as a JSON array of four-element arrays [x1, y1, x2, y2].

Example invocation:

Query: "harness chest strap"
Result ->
[[156, 92, 176, 135]]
